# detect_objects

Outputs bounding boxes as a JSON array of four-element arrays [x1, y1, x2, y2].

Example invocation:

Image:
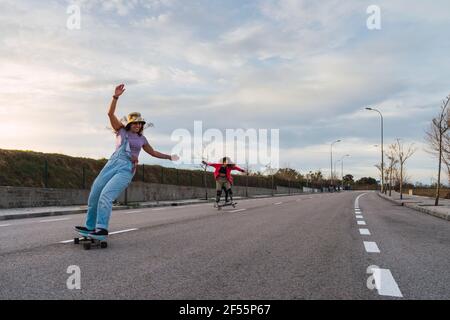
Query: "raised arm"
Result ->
[[108, 84, 126, 131]]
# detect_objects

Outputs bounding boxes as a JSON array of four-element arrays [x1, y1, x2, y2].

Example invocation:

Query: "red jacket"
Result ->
[[206, 163, 245, 184]]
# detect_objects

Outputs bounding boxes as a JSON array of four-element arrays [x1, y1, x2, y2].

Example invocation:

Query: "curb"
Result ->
[[377, 192, 450, 221], [0, 192, 311, 221]]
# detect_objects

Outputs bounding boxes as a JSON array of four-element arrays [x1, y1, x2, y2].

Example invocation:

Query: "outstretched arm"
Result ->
[[143, 143, 178, 161], [108, 84, 126, 131], [231, 165, 246, 173], [202, 161, 221, 168]]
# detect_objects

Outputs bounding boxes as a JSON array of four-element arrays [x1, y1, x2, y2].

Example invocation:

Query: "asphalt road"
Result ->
[[0, 192, 449, 299]]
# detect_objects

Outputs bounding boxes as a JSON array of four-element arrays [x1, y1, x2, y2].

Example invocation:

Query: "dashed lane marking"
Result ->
[[369, 267, 403, 298], [363, 241, 380, 253], [359, 228, 371, 235]]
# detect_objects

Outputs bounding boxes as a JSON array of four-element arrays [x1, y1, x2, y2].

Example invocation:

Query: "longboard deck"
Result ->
[[215, 202, 237, 210], [74, 230, 108, 250]]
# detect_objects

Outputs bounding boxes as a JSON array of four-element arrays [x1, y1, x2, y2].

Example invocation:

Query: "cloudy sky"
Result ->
[[1, 0, 450, 184]]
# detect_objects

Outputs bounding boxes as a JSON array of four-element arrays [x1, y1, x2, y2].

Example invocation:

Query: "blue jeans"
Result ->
[[85, 136, 134, 230]]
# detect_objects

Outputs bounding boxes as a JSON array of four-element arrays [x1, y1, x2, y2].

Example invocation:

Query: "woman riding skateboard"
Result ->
[[202, 157, 246, 207], [75, 84, 179, 238]]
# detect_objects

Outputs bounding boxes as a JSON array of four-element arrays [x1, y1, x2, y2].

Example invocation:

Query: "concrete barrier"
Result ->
[[0, 183, 305, 209], [0, 186, 89, 209]]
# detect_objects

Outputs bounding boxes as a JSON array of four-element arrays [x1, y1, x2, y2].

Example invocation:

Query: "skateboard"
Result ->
[[74, 230, 108, 250], [215, 201, 237, 211]]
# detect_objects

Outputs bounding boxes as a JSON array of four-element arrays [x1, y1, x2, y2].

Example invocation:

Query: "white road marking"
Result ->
[[0, 224, 11, 227], [230, 209, 247, 212], [122, 210, 145, 214], [152, 207, 168, 211], [354, 193, 367, 209], [359, 228, 371, 235], [363, 241, 380, 253], [274, 202, 282, 205], [39, 218, 70, 223], [59, 228, 139, 244], [356, 215, 364, 219], [230, 209, 246, 213], [357, 221, 367, 225], [368, 267, 403, 297], [109, 228, 138, 235]]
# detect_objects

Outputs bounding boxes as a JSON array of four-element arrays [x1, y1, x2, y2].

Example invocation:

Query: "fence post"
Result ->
[[203, 167, 208, 200], [271, 175, 274, 197], [176, 169, 179, 185], [245, 173, 249, 198], [82, 166, 86, 189], [142, 164, 145, 182], [44, 160, 48, 188], [161, 167, 164, 184]]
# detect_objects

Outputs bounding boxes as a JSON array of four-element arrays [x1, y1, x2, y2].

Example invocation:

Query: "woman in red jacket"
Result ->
[[202, 157, 246, 206]]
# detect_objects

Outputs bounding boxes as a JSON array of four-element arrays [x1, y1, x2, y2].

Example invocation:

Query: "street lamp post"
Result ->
[[334, 159, 341, 191], [330, 140, 341, 190], [366, 107, 384, 193]]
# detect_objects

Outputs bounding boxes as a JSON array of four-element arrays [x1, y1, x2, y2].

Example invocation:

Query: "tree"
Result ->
[[425, 95, 450, 205], [375, 163, 389, 193], [356, 177, 378, 185], [385, 147, 398, 197], [391, 139, 416, 200], [275, 168, 303, 181], [343, 174, 354, 183]]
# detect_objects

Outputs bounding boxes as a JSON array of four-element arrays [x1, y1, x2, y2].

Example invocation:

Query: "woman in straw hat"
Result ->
[[75, 84, 179, 238], [202, 157, 246, 207]]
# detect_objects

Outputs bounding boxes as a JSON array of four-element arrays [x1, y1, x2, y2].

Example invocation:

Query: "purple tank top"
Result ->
[[115, 128, 149, 159]]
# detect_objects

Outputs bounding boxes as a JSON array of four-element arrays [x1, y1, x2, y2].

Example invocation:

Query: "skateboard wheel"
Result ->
[[83, 243, 91, 250], [74, 238, 79, 245], [100, 242, 108, 249]]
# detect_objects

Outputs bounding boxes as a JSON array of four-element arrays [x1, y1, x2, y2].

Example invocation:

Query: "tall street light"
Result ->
[[330, 139, 341, 188], [334, 159, 341, 190], [366, 107, 384, 193]]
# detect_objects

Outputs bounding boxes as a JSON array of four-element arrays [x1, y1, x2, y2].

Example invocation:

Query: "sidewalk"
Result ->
[[378, 191, 450, 221], [0, 193, 304, 221]]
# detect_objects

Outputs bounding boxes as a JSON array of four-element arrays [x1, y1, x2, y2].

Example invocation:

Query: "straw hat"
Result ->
[[118, 112, 154, 129]]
